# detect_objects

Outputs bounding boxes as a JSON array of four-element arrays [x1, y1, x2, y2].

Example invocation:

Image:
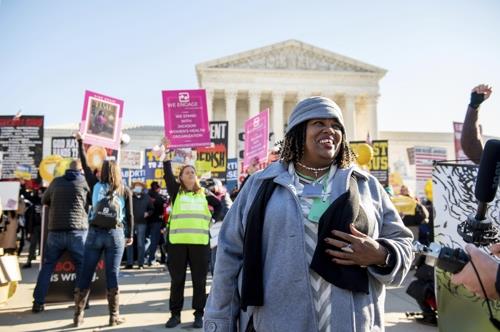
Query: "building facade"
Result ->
[[42, 40, 498, 197], [196, 39, 386, 158]]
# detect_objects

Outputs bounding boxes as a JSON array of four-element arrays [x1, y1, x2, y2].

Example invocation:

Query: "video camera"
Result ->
[[414, 139, 500, 273]]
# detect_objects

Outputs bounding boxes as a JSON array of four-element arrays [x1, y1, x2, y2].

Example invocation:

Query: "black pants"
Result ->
[[167, 243, 209, 316], [28, 225, 41, 262]]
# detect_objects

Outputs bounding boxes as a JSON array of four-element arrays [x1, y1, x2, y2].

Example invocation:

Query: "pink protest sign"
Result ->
[[244, 109, 269, 168], [162, 89, 210, 149], [79, 90, 124, 150]]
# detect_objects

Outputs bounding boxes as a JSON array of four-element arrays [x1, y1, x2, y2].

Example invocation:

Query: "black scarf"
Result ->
[[310, 176, 370, 293], [241, 178, 277, 311]]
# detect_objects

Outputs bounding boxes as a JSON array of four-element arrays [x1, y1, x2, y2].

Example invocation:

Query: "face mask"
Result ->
[[133, 187, 143, 194]]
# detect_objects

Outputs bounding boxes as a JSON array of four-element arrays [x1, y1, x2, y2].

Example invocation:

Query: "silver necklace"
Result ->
[[296, 161, 331, 178]]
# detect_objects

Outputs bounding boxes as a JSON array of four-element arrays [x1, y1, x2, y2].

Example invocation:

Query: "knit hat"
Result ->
[[286, 96, 344, 134]]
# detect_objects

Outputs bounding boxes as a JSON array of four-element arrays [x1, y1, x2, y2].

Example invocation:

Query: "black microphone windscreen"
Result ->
[[475, 139, 500, 203]]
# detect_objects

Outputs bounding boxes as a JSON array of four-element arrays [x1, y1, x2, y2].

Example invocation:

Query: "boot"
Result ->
[[107, 288, 125, 326], [73, 288, 90, 327], [165, 314, 181, 328]]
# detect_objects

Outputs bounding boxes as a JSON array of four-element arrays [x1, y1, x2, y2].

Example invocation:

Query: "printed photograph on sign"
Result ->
[[87, 98, 118, 139], [80, 91, 123, 150]]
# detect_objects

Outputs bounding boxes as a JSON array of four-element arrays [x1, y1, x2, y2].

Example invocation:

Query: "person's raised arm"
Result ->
[[160, 138, 180, 201], [461, 84, 492, 164], [75, 132, 98, 189]]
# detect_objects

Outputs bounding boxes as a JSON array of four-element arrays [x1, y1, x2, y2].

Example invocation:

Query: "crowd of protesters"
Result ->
[[0, 83, 497, 331]]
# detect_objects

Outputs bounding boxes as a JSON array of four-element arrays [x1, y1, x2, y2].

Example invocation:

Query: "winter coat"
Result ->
[[204, 161, 413, 332], [132, 193, 154, 224], [42, 169, 90, 231]]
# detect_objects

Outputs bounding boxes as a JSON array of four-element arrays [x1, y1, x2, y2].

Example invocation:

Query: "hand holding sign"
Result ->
[[161, 137, 171, 151], [152, 137, 170, 162], [74, 131, 84, 141]]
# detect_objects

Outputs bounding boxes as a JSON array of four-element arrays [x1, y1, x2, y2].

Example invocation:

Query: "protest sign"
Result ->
[[243, 109, 269, 168], [0, 181, 20, 211], [14, 164, 32, 180], [120, 150, 144, 169], [350, 140, 389, 187], [144, 149, 167, 189], [121, 168, 147, 186], [51, 136, 79, 158], [433, 162, 500, 331], [225, 158, 238, 193], [0, 116, 44, 180], [162, 89, 210, 148], [40, 207, 106, 302], [195, 121, 228, 181], [80, 90, 123, 150], [413, 146, 447, 197]]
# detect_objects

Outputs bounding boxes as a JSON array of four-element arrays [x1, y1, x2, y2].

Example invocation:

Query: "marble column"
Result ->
[[296, 91, 310, 103], [365, 95, 379, 140], [343, 94, 357, 141], [248, 90, 261, 119], [205, 88, 214, 122], [272, 90, 285, 143], [225, 89, 238, 158]]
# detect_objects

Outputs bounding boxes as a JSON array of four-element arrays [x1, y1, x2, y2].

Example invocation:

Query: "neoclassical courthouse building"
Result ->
[[44, 40, 495, 195]]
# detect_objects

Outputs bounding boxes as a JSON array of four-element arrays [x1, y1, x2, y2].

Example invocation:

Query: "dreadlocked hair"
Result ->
[[279, 122, 307, 163], [278, 121, 357, 169]]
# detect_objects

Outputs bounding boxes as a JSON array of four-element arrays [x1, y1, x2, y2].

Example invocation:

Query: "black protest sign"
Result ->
[[0, 116, 44, 179], [51, 136, 79, 158]]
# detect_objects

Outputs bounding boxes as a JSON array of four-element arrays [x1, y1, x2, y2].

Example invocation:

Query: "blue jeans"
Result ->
[[78, 227, 125, 290], [126, 223, 149, 266], [147, 222, 162, 264], [33, 230, 87, 304]]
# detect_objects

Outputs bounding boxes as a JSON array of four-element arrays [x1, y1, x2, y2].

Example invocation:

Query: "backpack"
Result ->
[[92, 191, 121, 229]]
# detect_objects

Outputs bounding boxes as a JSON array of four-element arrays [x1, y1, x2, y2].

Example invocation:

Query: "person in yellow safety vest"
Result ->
[[160, 138, 221, 329]]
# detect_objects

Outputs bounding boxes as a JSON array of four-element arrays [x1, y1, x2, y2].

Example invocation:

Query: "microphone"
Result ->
[[458, 139, 500, 245], [475, 139, 500, 220]]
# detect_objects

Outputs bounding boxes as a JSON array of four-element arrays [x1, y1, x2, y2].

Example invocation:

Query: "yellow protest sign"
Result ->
[[391, 195, 417, 216], [39, 155, 64, 183]]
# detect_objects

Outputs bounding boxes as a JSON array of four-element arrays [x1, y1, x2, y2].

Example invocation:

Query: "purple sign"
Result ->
[[244, 109, 269, 168], [162, 89, 210, 149]]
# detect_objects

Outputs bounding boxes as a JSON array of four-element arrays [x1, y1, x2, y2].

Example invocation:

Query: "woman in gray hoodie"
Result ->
[[204, 97, 413, 332]]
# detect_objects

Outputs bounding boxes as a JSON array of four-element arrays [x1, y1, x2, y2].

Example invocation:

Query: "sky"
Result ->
[[0, 0, 499, 135]]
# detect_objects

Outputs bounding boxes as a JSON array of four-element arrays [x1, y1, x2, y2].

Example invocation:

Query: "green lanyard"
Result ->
[[296, 171, 330, 223]]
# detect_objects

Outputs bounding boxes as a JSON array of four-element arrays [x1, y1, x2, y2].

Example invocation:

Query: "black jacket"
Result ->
[[42, 169, 91, 231], [26, 196, 42, 233], [132, 193, 154, 224], [148, 189, 167, 223]]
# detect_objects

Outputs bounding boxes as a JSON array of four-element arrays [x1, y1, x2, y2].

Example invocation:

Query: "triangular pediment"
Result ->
[[197, 40, 385, 74]]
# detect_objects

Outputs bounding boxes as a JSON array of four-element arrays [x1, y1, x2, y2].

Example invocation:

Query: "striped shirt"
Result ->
[[289, 163, 337, 332]]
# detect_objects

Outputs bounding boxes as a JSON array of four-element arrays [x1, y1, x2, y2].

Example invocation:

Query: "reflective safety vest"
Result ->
[[169, 190, 211, 245]]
